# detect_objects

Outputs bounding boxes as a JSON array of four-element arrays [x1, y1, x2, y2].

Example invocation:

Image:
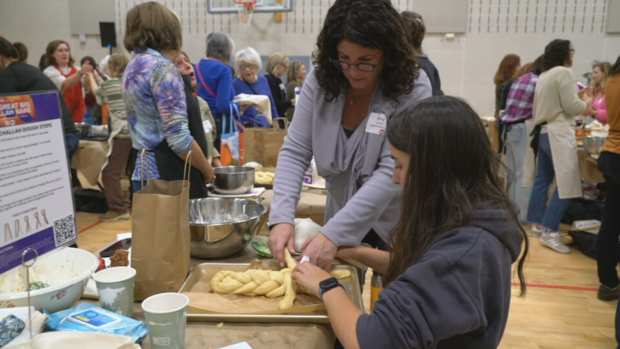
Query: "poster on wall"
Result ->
[[0, 91, 76, 275]]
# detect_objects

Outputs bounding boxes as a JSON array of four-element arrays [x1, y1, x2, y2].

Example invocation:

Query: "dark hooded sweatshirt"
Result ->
[[356, 209, 523, 349]]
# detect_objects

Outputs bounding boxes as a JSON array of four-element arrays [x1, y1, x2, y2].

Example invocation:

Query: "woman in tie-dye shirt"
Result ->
[[122, 2, 213, 191]]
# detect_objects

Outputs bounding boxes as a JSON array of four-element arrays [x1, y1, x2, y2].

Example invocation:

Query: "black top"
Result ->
[[153, 74, 210, 200], [417, 56, 443, 96], [343, 126, 354, 139], [500, 79, 515, 111], [265, 74, 292, 117], [0, 61, 77, 134]]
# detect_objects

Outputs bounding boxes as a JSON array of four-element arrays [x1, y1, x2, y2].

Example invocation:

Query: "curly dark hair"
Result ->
[[312, 0, 419, 101], [542, 39, 572, 72]]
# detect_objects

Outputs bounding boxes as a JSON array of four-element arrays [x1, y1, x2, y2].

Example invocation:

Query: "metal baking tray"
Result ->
[[178, 261, 364, 323]]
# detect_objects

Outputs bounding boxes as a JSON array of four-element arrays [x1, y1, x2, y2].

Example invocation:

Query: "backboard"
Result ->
[[207, 0, 294, 13]]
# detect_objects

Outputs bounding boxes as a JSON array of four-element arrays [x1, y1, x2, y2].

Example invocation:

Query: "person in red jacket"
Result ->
[[43, 40, 92, 122]]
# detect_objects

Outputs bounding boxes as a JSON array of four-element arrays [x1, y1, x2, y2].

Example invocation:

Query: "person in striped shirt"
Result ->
[[500, 55, 544, 223], [86, 53, 132, 221]]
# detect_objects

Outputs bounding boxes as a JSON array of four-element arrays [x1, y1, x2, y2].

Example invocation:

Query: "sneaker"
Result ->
[[531, 225, 543, 238], [540, 231, 571, 254], [99, 210, 130, 222], [597, 284, 620, 301]]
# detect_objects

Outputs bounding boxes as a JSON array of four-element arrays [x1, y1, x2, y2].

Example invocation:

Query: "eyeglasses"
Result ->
[[331, 60, 380, 72], [240, 64, 258, 71]]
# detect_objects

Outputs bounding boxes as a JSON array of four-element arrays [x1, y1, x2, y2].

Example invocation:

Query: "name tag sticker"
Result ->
[[365, 113, 387, 136], [203, 120, 213, 132]]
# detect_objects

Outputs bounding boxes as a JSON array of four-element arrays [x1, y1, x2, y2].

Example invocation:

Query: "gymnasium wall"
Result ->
[[2, 0, 619, 113]]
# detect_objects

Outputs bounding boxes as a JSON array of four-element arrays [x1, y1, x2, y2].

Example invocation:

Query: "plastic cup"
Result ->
[[93, 267, 136, 317], [142, 293, 189, 349]]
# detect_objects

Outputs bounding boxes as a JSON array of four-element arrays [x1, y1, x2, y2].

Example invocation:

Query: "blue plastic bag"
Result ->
[[44, 303, 147, 343]]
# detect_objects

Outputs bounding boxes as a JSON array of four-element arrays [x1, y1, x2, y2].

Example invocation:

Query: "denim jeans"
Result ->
[[596, 151, 620, 288], [504, 122, 532, 222], [65, 131, 80, 168], [526, 133, 571, 231]]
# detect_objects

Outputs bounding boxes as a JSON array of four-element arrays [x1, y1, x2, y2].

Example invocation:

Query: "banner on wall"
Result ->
[[0, 91, 76, 275]]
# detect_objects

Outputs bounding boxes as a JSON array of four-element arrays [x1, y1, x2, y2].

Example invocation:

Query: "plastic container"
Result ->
[[370, 270, 385, 312]]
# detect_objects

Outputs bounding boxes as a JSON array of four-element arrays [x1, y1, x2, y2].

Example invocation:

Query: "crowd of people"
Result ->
[[1, 0, 619, 346], [493, 42, 620, 305]]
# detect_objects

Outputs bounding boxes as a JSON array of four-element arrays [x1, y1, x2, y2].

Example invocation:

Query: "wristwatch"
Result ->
[[318, 277, 345, 300]]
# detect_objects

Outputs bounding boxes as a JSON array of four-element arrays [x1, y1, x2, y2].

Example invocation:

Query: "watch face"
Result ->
[[320, 277, 339, 290]]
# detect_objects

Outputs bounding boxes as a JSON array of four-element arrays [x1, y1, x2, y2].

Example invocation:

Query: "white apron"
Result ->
[[523, 66, 586, 199]]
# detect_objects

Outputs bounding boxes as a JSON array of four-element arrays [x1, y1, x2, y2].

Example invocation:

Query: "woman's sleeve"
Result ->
[[263, 78, 280, 119], [557, 69, 587, 117], [216, 66, 235, 114], [269, 71, 317, 227], [151, 61, 193, 156], [597, 96, 608, 123], [286, 82, 297, 100], [320, 72, 432, 246], [268, 76, 292, 114], [356, 249, 484, 348], [43, 67, 65, 91]]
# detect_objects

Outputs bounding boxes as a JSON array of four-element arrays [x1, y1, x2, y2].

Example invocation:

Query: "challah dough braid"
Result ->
[[209, 250, 351, 309]]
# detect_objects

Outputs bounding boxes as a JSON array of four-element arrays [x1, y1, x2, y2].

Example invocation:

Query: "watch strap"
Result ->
[[319, 279, 345, 300]]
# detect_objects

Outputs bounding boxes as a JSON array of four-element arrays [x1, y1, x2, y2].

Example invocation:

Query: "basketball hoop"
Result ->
[[234, 0, 256, 26]]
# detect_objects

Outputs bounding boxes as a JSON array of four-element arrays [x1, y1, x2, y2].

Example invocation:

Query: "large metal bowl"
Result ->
[[189, 198, 267, 259], [583, 136, 606, 156], [213, 166, 255, 195]]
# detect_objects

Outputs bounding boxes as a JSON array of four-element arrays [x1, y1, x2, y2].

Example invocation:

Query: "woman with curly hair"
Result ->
[[267, 0, 431, 269]]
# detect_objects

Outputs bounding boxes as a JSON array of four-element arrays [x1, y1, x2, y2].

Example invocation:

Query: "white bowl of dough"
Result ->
[[0, 248, 98, 313]]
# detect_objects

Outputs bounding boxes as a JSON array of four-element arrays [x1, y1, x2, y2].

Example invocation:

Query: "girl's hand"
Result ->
[[292, 261, 332, 298], [212, 157, 222, 168]]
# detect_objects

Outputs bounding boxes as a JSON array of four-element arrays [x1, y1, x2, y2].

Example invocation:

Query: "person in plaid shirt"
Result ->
[[501, 56, 544, 222]]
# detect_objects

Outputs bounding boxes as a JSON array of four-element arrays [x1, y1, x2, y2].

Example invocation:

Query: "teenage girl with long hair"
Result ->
[[293, 96, 529, 348]]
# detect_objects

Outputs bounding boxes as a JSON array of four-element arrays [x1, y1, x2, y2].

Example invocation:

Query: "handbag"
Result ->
[[220, 104, 244, 166]]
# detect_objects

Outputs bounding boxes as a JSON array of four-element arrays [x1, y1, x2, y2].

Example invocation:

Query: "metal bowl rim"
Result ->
[[189, 198, 267, 227], [214, 166, 256, 175]]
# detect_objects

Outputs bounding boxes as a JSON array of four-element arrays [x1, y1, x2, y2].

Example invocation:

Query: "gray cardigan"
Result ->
[[269, 68, 432, 246]]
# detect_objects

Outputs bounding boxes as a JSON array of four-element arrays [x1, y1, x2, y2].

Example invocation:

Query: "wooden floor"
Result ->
[[76, 212, 618, 348]]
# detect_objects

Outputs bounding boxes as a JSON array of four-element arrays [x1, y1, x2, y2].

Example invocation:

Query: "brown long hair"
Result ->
[[287, 60, 305, 84], [123, 2, 182, 52], [312, 0, 419, 101], [0, 37, 27, 63], [44, 40, 74, 67], [493, 54, 521, 84], [385, 96, 528, 296], [400, 11, 426, 54], [592, 62, 611, 96]]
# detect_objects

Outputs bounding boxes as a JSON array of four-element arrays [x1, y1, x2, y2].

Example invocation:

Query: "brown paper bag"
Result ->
[[242, 117, 288, 167], [243, 128, 265, 165], [131, 157, 191, 300]]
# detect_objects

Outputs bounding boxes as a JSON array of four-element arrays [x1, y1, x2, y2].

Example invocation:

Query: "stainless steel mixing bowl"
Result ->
[[213, 166, 255, 195], [74, 122, 91, 138], [583, 136, 606, 156], [189, 197, 267, 259]]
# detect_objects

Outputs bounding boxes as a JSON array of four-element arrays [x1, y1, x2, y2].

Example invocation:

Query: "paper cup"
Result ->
[[142, 293, 189, 349], [93, 267, 136, 317]]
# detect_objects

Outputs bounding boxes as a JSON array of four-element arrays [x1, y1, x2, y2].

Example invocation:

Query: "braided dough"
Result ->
[[210, 250, 351, 309]]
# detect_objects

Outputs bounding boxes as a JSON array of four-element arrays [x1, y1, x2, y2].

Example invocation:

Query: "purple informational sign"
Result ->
[[0, 91, 76, 274]]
